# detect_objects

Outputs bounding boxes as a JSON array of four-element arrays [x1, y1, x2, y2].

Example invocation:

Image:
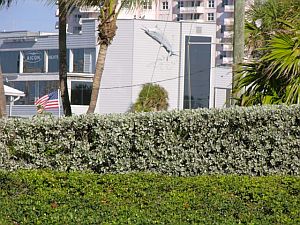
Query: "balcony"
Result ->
[[224, 5, 234, 13], [224, 18, 234, 26], [223, 57, 233, 64], [79, 6, 99, 13], [223, 31, 233, 38], [223, 44, 233, 51], [178, 6, 205, 14]]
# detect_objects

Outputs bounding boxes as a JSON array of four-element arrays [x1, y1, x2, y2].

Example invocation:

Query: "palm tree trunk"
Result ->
[[87, 43, 108, 114], [0, 65, 7, 118], [59, 0, 72, 116]]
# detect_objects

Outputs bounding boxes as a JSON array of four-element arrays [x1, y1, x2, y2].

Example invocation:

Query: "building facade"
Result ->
[[64, 0, 240, 66], [0, 19, 232, 117], [0, 19, 97, 116]]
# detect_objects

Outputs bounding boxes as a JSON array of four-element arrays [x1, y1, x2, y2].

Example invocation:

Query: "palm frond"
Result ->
[[0, 0, 13, 8]]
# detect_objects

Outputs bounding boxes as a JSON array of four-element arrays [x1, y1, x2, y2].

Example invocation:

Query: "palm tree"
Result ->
[[0, 0, 12, 7], [235, 25, 300, 106], [86, 0, 119, 113], [58, 0, 72, 116], [132, 83, 169, 112], [245, 0, 300, 59], [66, 0, 143, 113], [234, 0, 300, 106]]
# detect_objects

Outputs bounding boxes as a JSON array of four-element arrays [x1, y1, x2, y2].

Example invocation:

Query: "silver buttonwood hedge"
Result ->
[[0, 105, 299, 176]]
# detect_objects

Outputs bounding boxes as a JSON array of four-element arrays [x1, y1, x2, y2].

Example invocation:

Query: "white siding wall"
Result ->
[[131, 20, 181, 110], [96, 20, 135, 114], [94, 19, 220, 114], [214, 66, 232, 108]]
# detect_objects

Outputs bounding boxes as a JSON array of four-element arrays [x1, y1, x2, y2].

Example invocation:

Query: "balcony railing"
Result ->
[[223, 57, 233, 64], [178, 6, 205, 14], [223, 31, 233, 38], [79, 6, 99, 13], [224, 5, 234, 13], [224, 18, 234, 26], [223, 44, 233, 51]]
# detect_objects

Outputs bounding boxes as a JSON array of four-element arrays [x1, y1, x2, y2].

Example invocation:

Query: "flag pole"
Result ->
[[58, 89, 61, 117]]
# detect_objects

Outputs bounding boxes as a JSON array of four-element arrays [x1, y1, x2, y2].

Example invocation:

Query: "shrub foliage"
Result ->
[[0, 105, 300, 175], [0, 171, 299, 225], [132, 83, 169, 112]]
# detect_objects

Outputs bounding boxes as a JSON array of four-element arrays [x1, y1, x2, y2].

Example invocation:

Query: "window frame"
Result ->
[[208, 0, 215, 8], [143, 0, 152, 9], [162, 1, 169, 10], [0, 51, 20, 73], [71, 80, 92, 105], [178, 1, 184, 8], [72, 48, 85, 73], [207, 13, 215, 21], [23, 50, 45, 73], [177, 14, 183, 21]]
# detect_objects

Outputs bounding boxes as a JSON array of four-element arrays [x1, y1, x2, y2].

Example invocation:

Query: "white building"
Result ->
[[0, 19, 232, 117]]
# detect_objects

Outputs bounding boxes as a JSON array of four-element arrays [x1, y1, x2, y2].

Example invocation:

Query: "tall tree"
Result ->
[[86, 0, 118, 113], [58, 0, 72, 116], [232, 0, 246, 104], [0, 0, 12, 118]]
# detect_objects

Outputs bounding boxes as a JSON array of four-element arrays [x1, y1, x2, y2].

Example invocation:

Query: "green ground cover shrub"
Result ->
[[0, 105, 300, 175], [0, 170, 299, 225]]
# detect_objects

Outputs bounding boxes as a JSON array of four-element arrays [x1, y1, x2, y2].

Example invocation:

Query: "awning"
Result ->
[[4, 85, 25, 97]]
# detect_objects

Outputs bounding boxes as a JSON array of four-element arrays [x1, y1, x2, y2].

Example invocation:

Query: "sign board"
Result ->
[[24, 51, 43, 64]]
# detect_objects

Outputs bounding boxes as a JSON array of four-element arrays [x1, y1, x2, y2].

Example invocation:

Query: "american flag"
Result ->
[[34, 90, 59, 109]]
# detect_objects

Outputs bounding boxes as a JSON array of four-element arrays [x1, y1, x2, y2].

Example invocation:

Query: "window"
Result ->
[[48, 49, 69, 73], [7, 81, 35, 105], [222, 0, 228, 7], [207, 13, 215, 21], [177, 14, 183, 21], [6, 80, 59, 105], [178, 1, 184, 8], [23, 50, 45, 73], [208, 0, 215, 8], [73, 49, 84, 73], [71, 81, 92, 105], [193, 14, 200, 20], [73, 26, 82, 33], [74, 14, 82, 23], [183, 36, 212, 109], [37, 81, 59, 98], [191, 1, 200, 7], [143, 0, 152, 9], [48, 49, 59, 72], [162, 1, 168, 10], [0, 51, 20, 73]]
